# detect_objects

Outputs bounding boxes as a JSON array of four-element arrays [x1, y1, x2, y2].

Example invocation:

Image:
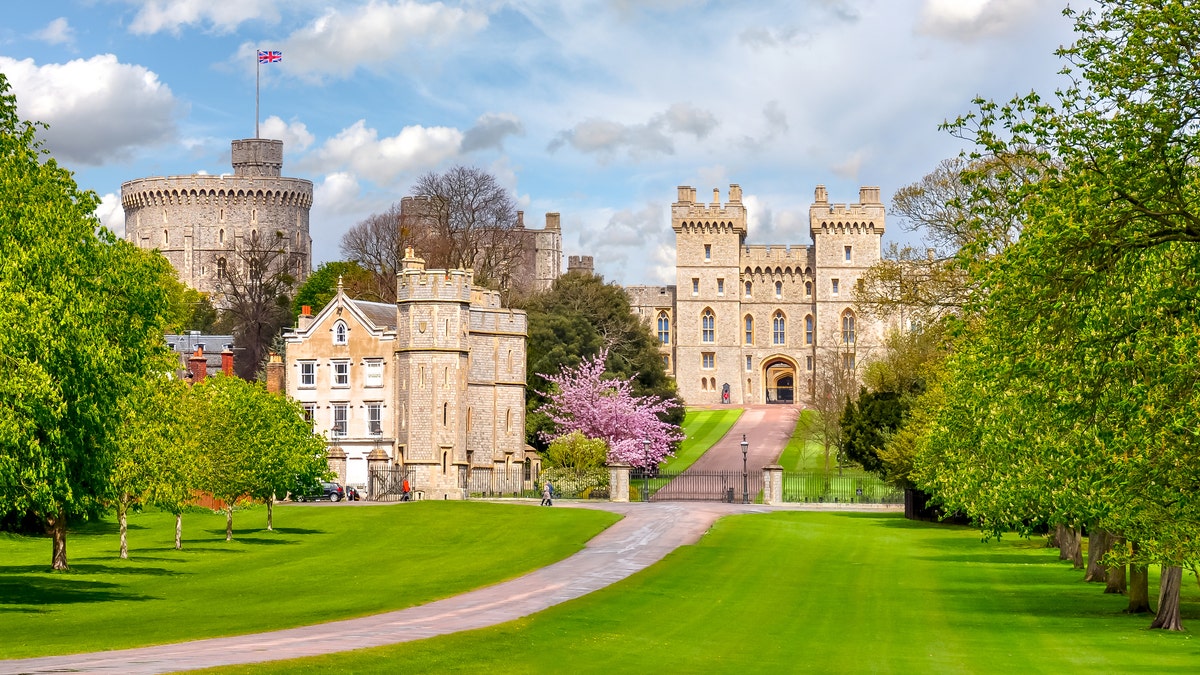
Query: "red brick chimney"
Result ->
[[221, 346, 234, 377], [265, 352, 285, 394], [188, 347, 207, 383]]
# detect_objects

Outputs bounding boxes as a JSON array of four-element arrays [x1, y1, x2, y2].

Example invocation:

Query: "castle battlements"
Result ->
[[741, 244, 813, 267], [120, 175, 314, 210], [671, 184, 747, 235], [810, 185, 886, 235]]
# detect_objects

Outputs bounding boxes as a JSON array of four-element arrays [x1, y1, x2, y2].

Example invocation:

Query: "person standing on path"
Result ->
[[541, 480, 553, 506]]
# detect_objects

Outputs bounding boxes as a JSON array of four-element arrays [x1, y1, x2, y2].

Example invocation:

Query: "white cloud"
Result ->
[[260, 115, 316, 153], [549, 103, 719, 159], [0, 55, 178, 165], [269, 2, 488, 80], [917, 0, 1039, 40], [577, 202, 673, 282], [35, 18, 74, 46], [461, 113, 524, 153], [831, 148, 868, 180], [302, 120, 463, 184], [128, 0, 280, 35], [95, 193, 126, 237]]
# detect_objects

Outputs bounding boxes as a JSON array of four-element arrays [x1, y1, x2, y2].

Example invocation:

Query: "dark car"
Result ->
[[296, 481, 345, 502]]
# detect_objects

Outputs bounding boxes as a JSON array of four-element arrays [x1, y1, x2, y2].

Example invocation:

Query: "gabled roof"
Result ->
[[350, 300, 397, 331]]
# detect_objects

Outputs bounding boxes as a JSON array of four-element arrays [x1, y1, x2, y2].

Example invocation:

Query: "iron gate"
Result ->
[[368, 466, 414, 501], [631, 470, 763, 502]]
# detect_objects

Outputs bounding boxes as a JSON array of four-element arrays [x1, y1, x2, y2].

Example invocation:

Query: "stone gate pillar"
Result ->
[[327, 447, 347, 488], [762, 464, 784, 505], [608, 463, 631, 503]]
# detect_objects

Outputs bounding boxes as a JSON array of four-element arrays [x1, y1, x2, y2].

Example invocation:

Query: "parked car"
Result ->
[[296, 481, 345, 502]]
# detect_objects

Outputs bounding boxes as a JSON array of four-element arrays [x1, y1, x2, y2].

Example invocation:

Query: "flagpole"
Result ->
[[255, 50, 260, 139]]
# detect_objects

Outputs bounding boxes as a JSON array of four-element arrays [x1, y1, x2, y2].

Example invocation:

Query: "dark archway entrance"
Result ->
[[763, 357, 797, 404]]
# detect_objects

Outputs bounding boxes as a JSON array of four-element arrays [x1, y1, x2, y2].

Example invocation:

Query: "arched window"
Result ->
[[443, 402, 449, 426], [744, 315, 754, 345], [163, 229, 169, 246], [745, 281, 752, 297], [701, 378, 708, 391], [701, 308, 715, 343], [775, 281, 782, 298], [773, 311, 786, 345], [805, 281, 812, 296], [505, 409, 512, 432], [657, 311, 670, 344], [842, 311, 856, 344], [216, 257, 227, 279], [805, 315, 814, 345], [333, 320, 348, 345], [219, 228, 225, 245]]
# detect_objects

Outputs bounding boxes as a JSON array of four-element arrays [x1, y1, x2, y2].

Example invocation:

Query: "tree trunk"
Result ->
[[225, 505, 234, 542], [1059, 526, 1083, 569], [1105, 534, 1127, 594], [1150, 566, 1183, 631], [267, 495, 274, 532], [1046, 525, 1060, 549], [118, 494, 130, 560], [46, 509, 69, 571], [1084, 527, 1109, 582], [175, 512, 183, 550], [1056, 524, 1069, 559], [1127, 542, 1152, 614]]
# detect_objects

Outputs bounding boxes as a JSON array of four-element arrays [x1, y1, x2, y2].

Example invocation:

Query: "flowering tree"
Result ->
[[538, 350, 683, 469]]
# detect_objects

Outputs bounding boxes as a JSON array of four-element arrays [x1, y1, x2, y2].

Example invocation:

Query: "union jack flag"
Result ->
[[257, 50, 282, 63]]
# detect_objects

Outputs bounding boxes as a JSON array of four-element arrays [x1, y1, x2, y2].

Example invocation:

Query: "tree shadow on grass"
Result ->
[[0, 575, 154, 607], [70, 520, 151, 536], [0, 562, 181, 577]]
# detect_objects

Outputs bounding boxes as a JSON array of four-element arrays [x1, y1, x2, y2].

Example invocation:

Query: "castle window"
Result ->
[[701, 378, 708, 391], [701, 309, 715, 343], [302, 404, 315, 429], [333, 404, 347, 437], [466, 407, 472, 432], [299, 361, 315, 387], [507, 349, 514, 372], [692, 278, 699, 295], [842, 311, 856, 345], [163, 229, 169, 245], [365, 361, 383, 387], [443, 402, 449, 426], [805, 315, 814, 345], [843, 353, 856, 370], [832, 278, 840, 296], [662, 355, 670, 369], [333, 361, 349, 387], [745, 281, 752, 297], [806, 355, 813, 371], [368, 403, 382, 435], [805, 281, 812, 296], [657, 312, 670, 345], [419, 366, 426, 388], [845, 245, 853, 262], [705, 244, 712, 261], [775, 281, 782, 298], [217, 257, 227, 279], [505, 409, 512, 432], [219, 229, 225, 244], [773, 311, 786, 346], [333, 320, 348, 345], [717, 278, 724, 296], [746, 355, 753, 371], [744, 315, 753, 345], [702, 352, 714, 369]]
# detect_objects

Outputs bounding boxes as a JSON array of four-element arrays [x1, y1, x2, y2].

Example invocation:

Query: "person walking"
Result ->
[[541, 480, 553, 506], [402, 478, 412, 502]]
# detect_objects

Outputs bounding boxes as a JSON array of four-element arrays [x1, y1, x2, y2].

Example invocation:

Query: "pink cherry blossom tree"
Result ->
[[538, 349, 684, 469]]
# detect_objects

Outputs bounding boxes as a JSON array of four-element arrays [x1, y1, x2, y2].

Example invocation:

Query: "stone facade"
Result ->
[[627, 184, 886, 406], [283, 251, 533, 499], [122, 139, 313, 300]]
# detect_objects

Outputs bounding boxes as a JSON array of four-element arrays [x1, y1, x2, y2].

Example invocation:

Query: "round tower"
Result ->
[[121, 138, 313, 301]]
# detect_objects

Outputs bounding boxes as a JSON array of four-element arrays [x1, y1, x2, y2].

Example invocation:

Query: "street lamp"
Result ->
[[642, 438, 651, 503], [741, 434, 749, 504]]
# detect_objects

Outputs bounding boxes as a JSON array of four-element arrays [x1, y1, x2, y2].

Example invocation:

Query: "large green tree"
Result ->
[[0, 74, 175, 569], [519, 271, 681, 451], [913, 0, 1200, 630]]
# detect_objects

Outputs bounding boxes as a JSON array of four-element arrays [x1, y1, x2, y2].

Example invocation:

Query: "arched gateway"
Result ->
[[762, 356, 798, 404]]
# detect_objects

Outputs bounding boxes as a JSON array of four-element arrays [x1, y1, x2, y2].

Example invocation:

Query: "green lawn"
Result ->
[[0, 502, 617, 658], [777, 409, 828, 471], [204, 512, 1199, 674], [660, 408, 743, 473]]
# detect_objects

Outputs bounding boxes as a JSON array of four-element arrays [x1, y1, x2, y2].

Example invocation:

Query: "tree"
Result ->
[[408, 165, 523, 290], [212, 230, 300, 379], [339, 202, 428, 304], [806, 347, 858, 474], [537, 349, 684, 469], [521, 271, 681, 450], [244, 387, 328, 532], [0, 74, 175, 570], [291, 260, 374, 319], [194, 376, 256, 541]]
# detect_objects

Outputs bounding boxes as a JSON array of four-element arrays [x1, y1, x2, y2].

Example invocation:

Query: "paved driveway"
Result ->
[[686, 404, 800, 473]]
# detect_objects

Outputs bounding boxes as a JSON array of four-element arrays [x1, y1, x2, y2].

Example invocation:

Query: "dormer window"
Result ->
[[333, 320, 348, 345]]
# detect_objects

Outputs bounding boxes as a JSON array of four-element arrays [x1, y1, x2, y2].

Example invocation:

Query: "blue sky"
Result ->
[[1, 1, 1077, 285]]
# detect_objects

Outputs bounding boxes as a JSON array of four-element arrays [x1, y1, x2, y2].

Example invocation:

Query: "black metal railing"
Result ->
[[367, 466, 414, 501], [779, 470, 902, 504], [631, 470, 762, 503]]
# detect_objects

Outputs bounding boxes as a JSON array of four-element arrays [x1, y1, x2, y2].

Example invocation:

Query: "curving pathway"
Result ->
[[0, 502, 768, 675]]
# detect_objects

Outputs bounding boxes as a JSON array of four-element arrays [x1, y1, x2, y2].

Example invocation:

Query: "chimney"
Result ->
[[298, 304, 315, 331], [545, 212, 561, 231], [265, 352, 285, 394], [516, 210, 525, 228], [221, 345, 234, 377], [188, 347, 207, 383]]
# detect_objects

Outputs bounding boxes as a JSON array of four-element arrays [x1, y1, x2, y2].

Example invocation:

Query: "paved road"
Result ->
[[686, 404, 800, 472], [0, 502, 769, 675]]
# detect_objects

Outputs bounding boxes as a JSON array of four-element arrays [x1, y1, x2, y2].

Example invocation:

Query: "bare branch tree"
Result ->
[[807, 344, 860, 475], [339, 202, 427, 304], [212, 230, 298, 379]]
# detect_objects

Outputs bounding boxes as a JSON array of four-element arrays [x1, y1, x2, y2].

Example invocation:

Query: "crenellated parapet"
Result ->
[[672, 184, 747, 236], [120, 176, 313, 210], [809, 185, 886, 236]]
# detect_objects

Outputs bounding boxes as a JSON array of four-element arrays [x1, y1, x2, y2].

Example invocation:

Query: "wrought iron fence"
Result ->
[[464, 465, 534, 498], [780, 470, 902, 504], [631, 470, 762, 502], [368, 466, 414, 501]]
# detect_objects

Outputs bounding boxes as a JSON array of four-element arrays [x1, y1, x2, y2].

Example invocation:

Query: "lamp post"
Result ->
[[642, 438, 651, 503], [741, 434, 749, 504]]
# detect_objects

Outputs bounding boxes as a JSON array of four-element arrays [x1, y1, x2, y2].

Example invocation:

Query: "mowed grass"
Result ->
[[0, 502, 618, 658], [777, 409, 827, 471], [660, 408, 743, 473], [206, 512, 1200, 674]]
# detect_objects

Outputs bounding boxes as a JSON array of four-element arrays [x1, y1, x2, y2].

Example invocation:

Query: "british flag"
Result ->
[[257, 50, 282, 64]]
